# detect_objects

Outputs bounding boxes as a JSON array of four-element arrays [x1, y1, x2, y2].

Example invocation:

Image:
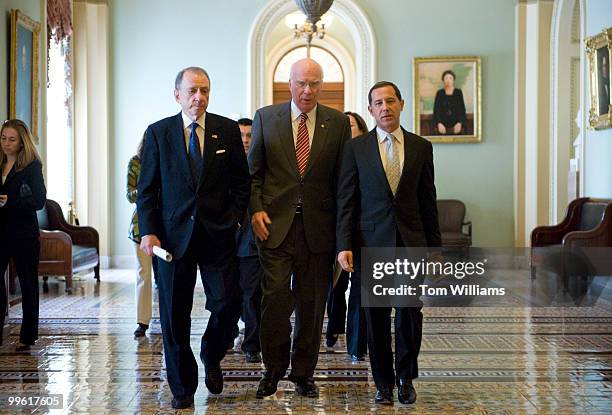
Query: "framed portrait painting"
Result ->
[[586, 28, 612, 130], [413, 56, 481, 143], [9, 9, 41, 143]]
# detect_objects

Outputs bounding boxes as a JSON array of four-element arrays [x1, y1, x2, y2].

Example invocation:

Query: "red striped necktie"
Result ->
[[296, 113, 310, 176]]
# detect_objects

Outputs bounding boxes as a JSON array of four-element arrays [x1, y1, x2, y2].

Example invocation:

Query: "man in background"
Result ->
[[235, 117, 263, 363]]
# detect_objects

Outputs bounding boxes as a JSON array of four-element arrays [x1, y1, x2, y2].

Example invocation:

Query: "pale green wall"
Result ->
[[109, 0, 516, 258], [584, 0, 612, 198], [0, 0, 44, 152]]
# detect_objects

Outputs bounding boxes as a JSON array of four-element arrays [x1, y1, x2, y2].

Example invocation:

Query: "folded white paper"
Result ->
[[153, 246, 173, 262]]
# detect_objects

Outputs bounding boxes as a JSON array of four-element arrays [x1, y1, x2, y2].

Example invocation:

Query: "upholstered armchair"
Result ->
[[9, 199, 99, 293], [436, 199, 472, 258], [530, 198, 612, 280]]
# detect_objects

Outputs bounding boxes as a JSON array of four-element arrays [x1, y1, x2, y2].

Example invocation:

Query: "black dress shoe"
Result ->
[[171, 394, 194, 409], [350, 354, 365, 362], [245, 351, 262, 363], [205, 364, 224, 394], [326, 334, 339, 348], [256, 373, 280, 398], [397, 379, 417, 404], [375, 388, 394, 405], [289, 375, 318, 397], [133, 323, 148, 337]]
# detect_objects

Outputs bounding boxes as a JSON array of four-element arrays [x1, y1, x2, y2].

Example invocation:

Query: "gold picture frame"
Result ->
[[413, 56, 482, 143], [9, 9, 41, 143], [586, 27, 612, 130]]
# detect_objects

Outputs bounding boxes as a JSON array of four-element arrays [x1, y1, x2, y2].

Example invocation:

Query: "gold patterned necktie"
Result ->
[[385, 134, 401, 194]]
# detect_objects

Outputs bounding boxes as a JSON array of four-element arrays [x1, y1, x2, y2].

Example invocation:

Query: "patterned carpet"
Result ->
[[1, 269, 611, 414]]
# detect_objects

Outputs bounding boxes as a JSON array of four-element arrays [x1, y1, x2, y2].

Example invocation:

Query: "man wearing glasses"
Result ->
[[248, 58, 351, 398]]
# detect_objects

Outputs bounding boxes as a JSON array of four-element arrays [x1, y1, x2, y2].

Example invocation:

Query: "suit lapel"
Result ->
[[198, 113, 221, 189], [166, 113, 194, 190], [303, 105, 330, 178], [276, 103, 301, 180], [365, 129, 394, 198]]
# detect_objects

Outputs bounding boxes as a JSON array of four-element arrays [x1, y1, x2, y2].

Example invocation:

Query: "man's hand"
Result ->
[[140, 234, 161, 256], [252, 211, 272, 241], [437, 123, 446, 134], [338, 250, 354, 272], [0, 194, 7, 207], [453, 122, 462, 134]]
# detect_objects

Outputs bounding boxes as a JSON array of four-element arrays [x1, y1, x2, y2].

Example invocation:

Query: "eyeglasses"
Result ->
[[293, 80, 322, 89]]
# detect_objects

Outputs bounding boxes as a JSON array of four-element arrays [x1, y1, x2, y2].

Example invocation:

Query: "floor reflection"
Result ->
[[1, 269, 611, 414]]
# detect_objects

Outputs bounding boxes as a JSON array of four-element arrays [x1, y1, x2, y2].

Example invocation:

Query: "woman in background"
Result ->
[[127, 136, 156, 337], [433, 70, 467, 135], [325, 111, 369, 361], [0, 119, 46, 350]]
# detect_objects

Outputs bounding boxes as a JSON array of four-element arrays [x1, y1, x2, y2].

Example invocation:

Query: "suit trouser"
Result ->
[[238, 256, 263, 353], [361, 230, 424, 389], [134, 243, 153, 326], [0, 237, 40, 345], [157, 224, 240, 398], [258, 214, 333, 378], [326, 270, 367, 356], [364, 306, 422, 389]]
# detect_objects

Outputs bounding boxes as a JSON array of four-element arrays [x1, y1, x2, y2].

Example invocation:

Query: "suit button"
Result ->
[[190, 216, 195, 221]]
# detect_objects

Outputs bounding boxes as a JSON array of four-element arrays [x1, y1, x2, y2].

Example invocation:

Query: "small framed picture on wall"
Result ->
[[413, 56, 481, 143], [586, 27, 612, 130]]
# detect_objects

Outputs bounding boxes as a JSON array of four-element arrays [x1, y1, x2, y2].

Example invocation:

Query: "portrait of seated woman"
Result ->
[[432, 70, 467, 135]]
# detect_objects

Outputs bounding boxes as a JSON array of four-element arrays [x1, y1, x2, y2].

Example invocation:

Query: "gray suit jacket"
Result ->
[[248, 102, 351, 253]]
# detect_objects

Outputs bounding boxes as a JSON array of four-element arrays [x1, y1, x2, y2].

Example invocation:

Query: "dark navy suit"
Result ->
[[137, 112, 250, 398], [336, 127, 440, 390]]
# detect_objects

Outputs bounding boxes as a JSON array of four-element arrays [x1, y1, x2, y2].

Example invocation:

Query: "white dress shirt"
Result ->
[[376, 126, 405, 171], [181, 111, 206, 156], [290, 101, 317, 148]]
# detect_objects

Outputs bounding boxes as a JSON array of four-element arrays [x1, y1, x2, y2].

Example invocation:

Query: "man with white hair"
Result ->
[[248, 58, 351, 398]]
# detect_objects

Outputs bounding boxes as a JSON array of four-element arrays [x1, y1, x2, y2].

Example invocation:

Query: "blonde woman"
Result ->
[[0, 119, 46, 350]]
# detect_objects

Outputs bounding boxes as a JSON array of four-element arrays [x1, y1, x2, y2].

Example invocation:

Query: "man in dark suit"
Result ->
[[235, 117, 263, 363], [336, 81, 441, 405], [249, 58, 351, 398], [137, 67, 250, 409]]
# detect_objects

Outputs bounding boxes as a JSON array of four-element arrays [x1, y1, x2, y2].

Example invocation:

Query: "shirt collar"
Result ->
[[376, 126, 403, 144], [291, 100, 317, 122], [181, 111, 206, 130]]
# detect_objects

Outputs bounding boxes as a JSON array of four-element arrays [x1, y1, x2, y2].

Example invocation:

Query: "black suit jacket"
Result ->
[[336, 128, 441, 251], [0, 160, 46, 239], [248, 102, 351, 253], [137, 112, 251, 260]]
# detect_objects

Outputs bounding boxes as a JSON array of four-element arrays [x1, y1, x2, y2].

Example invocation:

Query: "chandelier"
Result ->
[[291, 0, 334, 56]]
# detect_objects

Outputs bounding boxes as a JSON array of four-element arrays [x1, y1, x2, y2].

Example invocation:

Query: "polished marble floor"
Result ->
[[1, 269, 611, 414]]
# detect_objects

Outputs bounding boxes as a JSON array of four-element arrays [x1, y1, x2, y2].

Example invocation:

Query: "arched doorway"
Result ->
[[248, 0, 376, 120], [273, 46, 345, 111]]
